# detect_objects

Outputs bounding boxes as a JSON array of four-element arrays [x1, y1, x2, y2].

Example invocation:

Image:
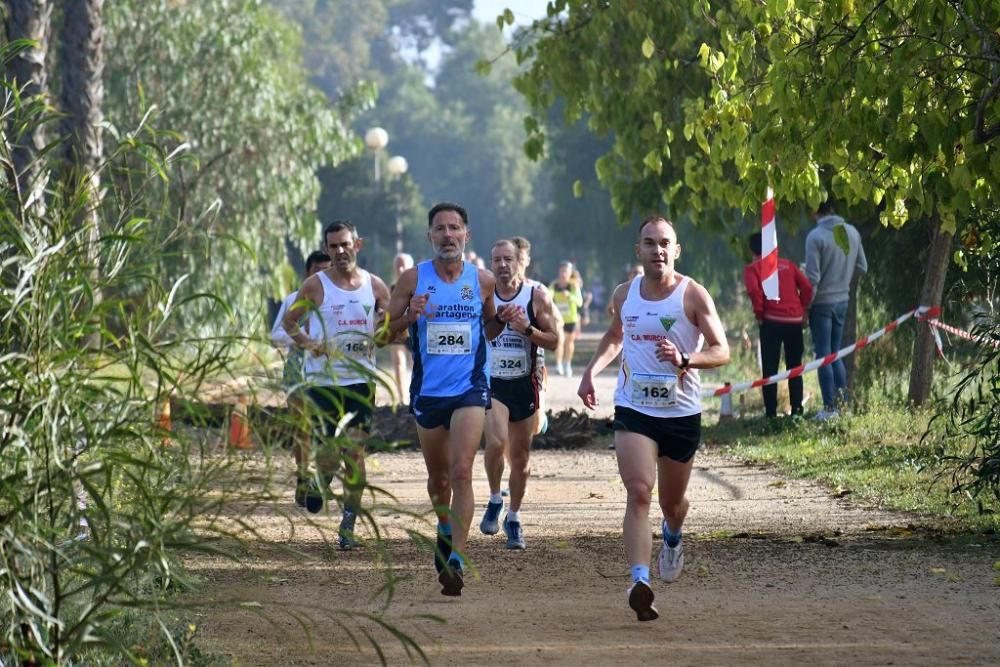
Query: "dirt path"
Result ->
[[189, 441, 1000, 666], [187, 336, 999, 665]]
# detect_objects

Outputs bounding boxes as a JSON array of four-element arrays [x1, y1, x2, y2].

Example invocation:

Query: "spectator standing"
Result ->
[[804, 200, 868, 419], [743, 233, 812, 418]]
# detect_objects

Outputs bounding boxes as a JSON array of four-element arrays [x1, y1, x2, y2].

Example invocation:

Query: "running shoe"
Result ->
[[303, 478, 328, 514], [503, 514, 525, 550], [479, 499, 504, 535], [658, 542, 684, 582], [627, 580, 659, 622], [338, 509, 359, 550], [434, 530, 452, 574], [438, 559, 464, 596]]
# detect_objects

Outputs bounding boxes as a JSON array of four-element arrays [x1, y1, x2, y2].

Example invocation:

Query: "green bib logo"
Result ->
[[659, 317, 675, 332], [363, 304, 372, 315]]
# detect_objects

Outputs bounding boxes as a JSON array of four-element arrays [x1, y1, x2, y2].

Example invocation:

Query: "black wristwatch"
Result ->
[[679, 352, 691, 369], [523, 324, 535, 337]]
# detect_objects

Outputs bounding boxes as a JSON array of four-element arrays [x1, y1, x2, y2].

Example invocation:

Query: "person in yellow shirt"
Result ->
[[550, 261, 584, 376]]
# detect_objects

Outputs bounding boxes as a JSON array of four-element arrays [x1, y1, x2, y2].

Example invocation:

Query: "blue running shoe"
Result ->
[[503, 514, 526, 550], [434, 530, 452, 573], [537, 411, 549, 434], [338, 509, 359, 550], [479, 499, 503, 535], [438, 559, 464, 596]]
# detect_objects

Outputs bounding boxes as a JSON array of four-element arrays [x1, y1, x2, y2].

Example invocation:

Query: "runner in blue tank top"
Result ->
[[385, 202, 511, 597]]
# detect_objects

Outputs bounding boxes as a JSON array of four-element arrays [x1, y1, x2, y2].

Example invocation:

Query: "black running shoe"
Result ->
[[434, 531, 452, 573], [438, 560, 464, 597], [627, 580, 659, 622], [304, 478, 327, 514]]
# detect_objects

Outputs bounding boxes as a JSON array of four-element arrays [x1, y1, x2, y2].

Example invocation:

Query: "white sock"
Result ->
[[489, 492, 503, 504], [506, 510, 520, 523]]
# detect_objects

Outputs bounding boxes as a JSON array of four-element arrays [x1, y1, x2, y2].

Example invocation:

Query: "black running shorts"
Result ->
[[612, 407, 701, 463], [489, 376, 538, 423]]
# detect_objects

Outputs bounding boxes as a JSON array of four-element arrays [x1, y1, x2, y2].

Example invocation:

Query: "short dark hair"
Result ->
[[748, 232, 762, 256], [323, 220, 357, 242], [817, 199, 835, 216], [428, 202, 468, 227], [637, 215, 675, 239], [305, 251, 330, 274]]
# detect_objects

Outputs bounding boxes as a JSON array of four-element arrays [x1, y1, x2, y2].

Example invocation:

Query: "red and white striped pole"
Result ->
[[760, 187, 779, 301]]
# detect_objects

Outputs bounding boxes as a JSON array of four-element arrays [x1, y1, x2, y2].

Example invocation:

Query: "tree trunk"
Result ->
[[843, 271, 860, 393], [59, 0, 104, 181], [907, 215, 953, 406], [5, 0, 53, 211], [58, 0, 105, 349]]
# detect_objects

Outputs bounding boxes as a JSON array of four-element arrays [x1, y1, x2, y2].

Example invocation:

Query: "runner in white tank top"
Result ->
[[481, 239, 559, 550], [577, 216, 730, 623], [614, 274, 703, 418], [283, 221, 391, 548]]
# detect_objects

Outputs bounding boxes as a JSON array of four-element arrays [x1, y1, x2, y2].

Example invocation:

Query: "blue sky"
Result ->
[[472, 0, 550, 26]]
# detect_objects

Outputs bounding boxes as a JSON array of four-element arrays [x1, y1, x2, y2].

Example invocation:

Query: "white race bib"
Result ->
[[336, 334, 373, 361], [630, 372, 677, 408], [492, 348, 529, 379], [427, 321, 472, 355], [555, 300, 572, 315]]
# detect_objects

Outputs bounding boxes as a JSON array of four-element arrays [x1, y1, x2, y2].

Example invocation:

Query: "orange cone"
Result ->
[[228, 396, 252, 449], [157, 398, 172, 446]]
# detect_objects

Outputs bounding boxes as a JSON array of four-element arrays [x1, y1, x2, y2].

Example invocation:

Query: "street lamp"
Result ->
[[386, 155, 409, 254], [364, 127, 389, 182]]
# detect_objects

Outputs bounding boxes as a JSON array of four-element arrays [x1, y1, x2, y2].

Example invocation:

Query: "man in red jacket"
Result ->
[[744, 233, 813, 418]]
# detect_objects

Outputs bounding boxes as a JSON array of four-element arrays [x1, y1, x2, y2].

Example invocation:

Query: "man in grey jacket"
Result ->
[[804, 200, 868, 419]]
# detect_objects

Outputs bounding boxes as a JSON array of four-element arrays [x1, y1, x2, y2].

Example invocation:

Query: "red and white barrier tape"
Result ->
[[705, 305, 941, 398], [926, 318, 1000, 349]]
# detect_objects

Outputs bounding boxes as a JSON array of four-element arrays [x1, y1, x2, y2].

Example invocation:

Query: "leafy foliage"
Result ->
[[104, 0, 366, 332], [513, 0, 1000, 231]]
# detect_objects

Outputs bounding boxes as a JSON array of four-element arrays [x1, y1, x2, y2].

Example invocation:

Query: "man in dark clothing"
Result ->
[[744, 233, 813, 418]]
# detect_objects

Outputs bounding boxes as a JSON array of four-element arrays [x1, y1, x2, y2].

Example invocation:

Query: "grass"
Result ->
[[704, 405, 1000, 534]]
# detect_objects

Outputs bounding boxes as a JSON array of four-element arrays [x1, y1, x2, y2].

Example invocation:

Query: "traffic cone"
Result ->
[[157, 398, 172, 446], [228, 396, 252, 449]]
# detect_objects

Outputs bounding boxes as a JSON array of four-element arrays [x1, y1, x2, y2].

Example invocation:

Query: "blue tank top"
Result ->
[[410, 261, 488, 398]]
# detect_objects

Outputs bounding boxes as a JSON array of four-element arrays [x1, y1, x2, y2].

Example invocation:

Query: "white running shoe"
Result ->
[[813, 409, 839, 421], [658, 542, 684, 582], [626, 580, 659, 622]]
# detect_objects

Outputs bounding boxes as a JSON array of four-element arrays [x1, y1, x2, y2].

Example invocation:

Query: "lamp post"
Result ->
[[364, 126, 389, 182], [386, 155, 409, 255]]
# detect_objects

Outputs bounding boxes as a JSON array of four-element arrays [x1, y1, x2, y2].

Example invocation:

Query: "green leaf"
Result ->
[[475, 59, 492, 76], [572, 179, 584, 198], [698, 42, 711, 67], [504, 8, 515, 25], [641, 37, 655, 59], [833, 224, 850, 256]]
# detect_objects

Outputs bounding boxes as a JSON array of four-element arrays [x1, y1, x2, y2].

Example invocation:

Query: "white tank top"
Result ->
[[304, 270, 377, 386], [490, 282, 536, 380], [614, 275, 703, 418]]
